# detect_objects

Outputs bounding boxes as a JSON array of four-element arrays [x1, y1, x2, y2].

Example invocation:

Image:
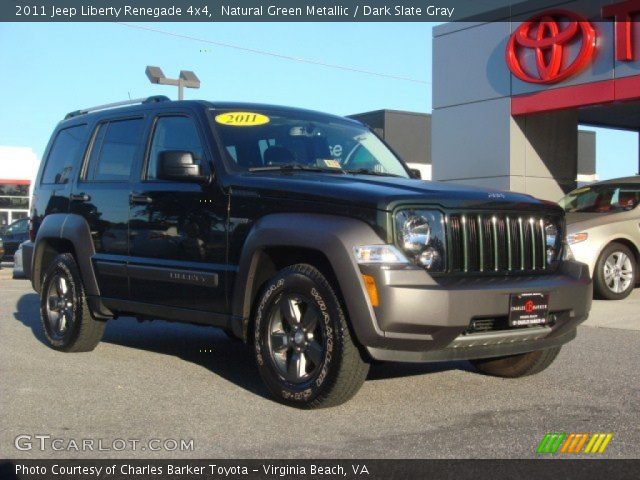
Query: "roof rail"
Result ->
[[64, 95, 170, 119]]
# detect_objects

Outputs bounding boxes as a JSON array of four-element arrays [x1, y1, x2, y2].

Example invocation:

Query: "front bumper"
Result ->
[[357, 260, 592, 362]]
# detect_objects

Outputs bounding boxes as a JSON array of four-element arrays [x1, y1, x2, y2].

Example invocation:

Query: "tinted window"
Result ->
[[41, 125, 86, 184], [560, 184, 640, 213], [6, 218, 28, 234], [147, 116, 204, 180], [85, 118, 144, 182]]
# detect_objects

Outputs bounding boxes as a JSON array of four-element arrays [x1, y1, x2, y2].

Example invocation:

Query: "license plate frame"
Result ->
[[508, 293, 550, 327]]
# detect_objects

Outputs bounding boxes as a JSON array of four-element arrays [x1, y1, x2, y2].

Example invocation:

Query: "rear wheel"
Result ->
[[470, 346, 561, 378], [253, 264, 369, 408], [594, 242, 636, 300], [40, 253, 106, 352]]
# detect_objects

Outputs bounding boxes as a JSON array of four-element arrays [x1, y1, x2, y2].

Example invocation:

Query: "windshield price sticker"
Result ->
[[322, 159, 342, 168], [215, 112, 270, 127]]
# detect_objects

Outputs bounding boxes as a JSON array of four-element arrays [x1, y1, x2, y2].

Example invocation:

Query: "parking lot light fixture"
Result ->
[[145, 65, 200, 100]]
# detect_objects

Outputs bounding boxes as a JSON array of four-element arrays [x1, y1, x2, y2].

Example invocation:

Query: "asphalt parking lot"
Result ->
[[1, 265, 638, 459]]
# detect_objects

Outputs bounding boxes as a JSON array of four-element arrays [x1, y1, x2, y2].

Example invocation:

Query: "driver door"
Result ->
[[128, 113, 228, 314]]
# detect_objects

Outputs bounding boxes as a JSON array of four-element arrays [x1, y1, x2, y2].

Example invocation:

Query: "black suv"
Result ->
[[26, 96, 591, 408]]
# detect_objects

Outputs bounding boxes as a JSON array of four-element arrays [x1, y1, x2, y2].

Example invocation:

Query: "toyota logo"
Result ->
[[506, 10, 597, 84]]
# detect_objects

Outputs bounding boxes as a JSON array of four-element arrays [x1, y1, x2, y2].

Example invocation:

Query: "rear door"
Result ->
[[128, 111, 228, 313], [69, 115, 147, 300]]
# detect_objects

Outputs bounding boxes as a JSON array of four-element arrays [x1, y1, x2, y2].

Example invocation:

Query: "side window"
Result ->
[[147, 116, 204, 180], [14, 219, 29, 234], [41, 125, 86, 184], [84, 118, 144, 182]]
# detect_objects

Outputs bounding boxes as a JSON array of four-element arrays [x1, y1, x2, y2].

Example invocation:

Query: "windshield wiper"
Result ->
[[249, 163, 345, 174], [344, 168, 403, 178]]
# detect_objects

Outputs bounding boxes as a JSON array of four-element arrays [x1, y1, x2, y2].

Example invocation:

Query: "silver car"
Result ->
[[560, 176, 640, 300], [12, 240, 26, 279]]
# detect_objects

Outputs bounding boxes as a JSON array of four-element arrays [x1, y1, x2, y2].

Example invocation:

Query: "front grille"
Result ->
[[447, 213, 556, 274]]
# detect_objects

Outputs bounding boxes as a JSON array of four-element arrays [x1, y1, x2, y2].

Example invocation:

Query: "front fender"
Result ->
[[232, 213, 386, 347]]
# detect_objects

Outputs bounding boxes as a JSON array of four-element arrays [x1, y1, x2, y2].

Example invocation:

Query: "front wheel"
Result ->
[[253, 264, 369, 408], [594, 242, 636, 300], [470, 346, 561, 378]]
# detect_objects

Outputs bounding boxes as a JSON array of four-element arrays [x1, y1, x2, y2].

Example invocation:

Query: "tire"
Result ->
[[594, 242, 636, 300], [253, 264, 369, 408], [470, 346, 561, 378], [40, 253, 106, 352]]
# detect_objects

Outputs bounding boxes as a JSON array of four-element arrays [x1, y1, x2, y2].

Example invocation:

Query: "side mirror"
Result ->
[[158, 151, 204, 183], [410, 168, 422, 179]]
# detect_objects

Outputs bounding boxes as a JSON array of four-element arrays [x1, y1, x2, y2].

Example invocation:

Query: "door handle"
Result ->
[[70, 193, 91, 202], [130, 193, 153, 205]]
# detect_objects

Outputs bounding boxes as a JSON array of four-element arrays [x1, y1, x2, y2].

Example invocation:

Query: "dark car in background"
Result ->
[[0, 218, 30, 260]]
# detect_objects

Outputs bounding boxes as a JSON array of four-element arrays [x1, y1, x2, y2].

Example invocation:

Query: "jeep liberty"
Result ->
[[25, 96, 592, 407]]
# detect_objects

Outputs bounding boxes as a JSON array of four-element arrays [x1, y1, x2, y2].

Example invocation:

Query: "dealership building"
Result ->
[[0, 146, 38, 228], [428, 0, 640, 201]]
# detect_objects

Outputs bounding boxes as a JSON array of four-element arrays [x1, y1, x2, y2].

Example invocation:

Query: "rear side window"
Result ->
[[85, 118, 144, 182], [41, 125, 87, 184]]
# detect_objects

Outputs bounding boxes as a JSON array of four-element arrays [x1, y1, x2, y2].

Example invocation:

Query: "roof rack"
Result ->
[[64, 95, 170, 119]]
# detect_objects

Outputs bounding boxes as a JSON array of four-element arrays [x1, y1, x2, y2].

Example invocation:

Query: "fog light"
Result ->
[[362, 274, 379, 307]]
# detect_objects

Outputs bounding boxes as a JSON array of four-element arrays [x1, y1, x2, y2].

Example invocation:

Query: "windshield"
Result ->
[[211, 109, 409, 177], [559, 184, 640, 213]]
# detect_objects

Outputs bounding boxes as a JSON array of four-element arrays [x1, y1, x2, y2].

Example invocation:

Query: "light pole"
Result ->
[[145, 66, 201, 100]]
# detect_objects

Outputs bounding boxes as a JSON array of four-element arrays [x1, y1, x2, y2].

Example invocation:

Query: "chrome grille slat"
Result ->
[[539, 219, 546, 269], [448, 213, 556, 275]]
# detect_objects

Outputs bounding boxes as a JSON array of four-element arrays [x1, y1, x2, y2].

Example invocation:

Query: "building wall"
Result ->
[[351, 108, 594, 185], [349, 110, 430, 164], [432, 0, 635, 201], [349, 109, 432, 179], [0, 146, 38, 226]]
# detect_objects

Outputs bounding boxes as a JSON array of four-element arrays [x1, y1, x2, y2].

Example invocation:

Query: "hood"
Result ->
[[566, 210, 632, 232], [229, 172, 559, 212]]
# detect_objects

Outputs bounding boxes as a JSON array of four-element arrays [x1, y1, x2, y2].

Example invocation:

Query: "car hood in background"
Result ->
[[566, 210, 638, 232]]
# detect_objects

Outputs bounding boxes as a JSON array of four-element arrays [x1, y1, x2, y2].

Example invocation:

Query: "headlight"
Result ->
[[566, 232, 588, 245], [400, 215, 431, 253], [395, 210, 446, 271], [353, 245, 409, 264]]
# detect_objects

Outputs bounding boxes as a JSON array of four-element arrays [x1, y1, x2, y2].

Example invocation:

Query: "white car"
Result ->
[[560, 176, 640, 300]]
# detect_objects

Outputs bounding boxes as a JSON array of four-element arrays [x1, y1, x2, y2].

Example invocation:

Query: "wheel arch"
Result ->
[[231, 213, 385, 345], [595, 237, 640, 270], [32, 214, 99, 297]]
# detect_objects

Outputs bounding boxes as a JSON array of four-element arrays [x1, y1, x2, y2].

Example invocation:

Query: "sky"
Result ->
[[0, 22, 637, 180]]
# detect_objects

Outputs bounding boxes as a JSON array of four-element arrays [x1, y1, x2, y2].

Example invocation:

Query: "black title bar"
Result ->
[[2, 459, 640, 480]]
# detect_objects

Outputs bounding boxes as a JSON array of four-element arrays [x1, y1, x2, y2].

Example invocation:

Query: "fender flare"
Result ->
[[32, 213, 100, 297], [231, 213, 386, 346]]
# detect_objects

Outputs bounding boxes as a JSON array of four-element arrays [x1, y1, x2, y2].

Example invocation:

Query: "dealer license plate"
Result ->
[[508, 293, 549, 327]]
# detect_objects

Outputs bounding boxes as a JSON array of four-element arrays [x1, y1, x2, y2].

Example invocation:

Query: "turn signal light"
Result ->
[[362, 274, 379, 307]]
